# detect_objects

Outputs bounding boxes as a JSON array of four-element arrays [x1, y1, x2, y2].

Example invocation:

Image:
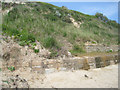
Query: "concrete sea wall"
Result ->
[[30, 54, 119, 74]]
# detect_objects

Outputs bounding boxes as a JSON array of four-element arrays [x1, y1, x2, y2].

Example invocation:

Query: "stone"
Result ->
[[2, 75, 29, 88], [2, 52, 10, 61]]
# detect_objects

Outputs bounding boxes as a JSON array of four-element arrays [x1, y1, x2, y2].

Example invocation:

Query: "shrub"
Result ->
[[28, 34, 35, 42], [63, 32, 67, 37], [107, 49, 113, 53], [18, 41, 26, 46], [8, 7, 20, 21], [31, 42, 37, 46], [95, 12, 109, 22], [8, 66, 15, 71], [70, 45, 85, 54], [62, 6, 68, 10], [34, 49, 39, 53], [19, 34, 28, 41], [62, 16, 72, 23], [26, 41, 31, 45], [43, 36, 59, 49], [92, 41, 97, 44]]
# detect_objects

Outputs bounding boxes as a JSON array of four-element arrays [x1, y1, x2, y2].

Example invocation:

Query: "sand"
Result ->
[[30, 64, 118, 88], [1, 64, 118, 88]]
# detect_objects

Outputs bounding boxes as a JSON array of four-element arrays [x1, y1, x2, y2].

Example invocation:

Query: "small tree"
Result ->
[[95, 12, 109, 22], [62, 6, 68, 10]]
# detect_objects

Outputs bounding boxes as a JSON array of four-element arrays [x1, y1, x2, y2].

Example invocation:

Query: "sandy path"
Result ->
[[33, 64, 118, 88]]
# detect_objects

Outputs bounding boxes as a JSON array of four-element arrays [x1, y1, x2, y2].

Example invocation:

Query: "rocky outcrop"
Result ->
[[70, 17, 82, 28]]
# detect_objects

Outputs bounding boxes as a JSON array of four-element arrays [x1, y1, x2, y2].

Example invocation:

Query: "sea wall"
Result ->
[[30, 54, 119, 74], [1, 53, 119, 74]]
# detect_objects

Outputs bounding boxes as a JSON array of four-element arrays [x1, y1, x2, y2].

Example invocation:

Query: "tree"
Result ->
[[62, 6, 68, 10], [95, 12, 109, 22]]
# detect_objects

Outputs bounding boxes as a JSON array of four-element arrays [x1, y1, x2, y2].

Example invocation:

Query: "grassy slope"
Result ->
[[2, 2, 118, 56]]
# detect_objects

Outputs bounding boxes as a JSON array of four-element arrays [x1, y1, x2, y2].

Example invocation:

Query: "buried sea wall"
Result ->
[[30, 54, 119, 74], [1, 52, 119, 74]]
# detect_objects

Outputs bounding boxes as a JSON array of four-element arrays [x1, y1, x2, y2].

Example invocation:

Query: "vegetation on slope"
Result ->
[[2, 2, 118, 56]]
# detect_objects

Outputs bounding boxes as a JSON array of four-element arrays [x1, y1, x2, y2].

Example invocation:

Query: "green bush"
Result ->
[[70, 45, 85, 54], [26, 41, 31, 45], [107, 49, 113, 53], [63, 32, 67, 37], [19, 34, 28, 41], [28, 34, 35, 42], [31, 42, 37, 46], [18, 41, 26, 46], [8, 66, 15, 71], [43, 36, 59, 49], [34, 49, 39, 53], [92, 41, 97, 44]]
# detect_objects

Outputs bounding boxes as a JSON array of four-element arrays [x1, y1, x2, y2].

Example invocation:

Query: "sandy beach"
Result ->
[[29, 64, 118, 88]]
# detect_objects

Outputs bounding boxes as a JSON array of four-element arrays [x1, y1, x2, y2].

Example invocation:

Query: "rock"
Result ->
[[70, 17, 81, 28], [84, 74, 88, 78], [68, 51, 72, 56], [2, 52, 10, 61], [2, 75, 29, 88]]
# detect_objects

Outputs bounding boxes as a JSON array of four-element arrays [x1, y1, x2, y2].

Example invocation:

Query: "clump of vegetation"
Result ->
[[92, 41, 97, 44], [2, 80, 9, 84], [34, 49, 39, 53], [107, 49, 113, 53], [70, 45, 85, 54], [31, 42, 37, 46], [63, 32, 67, 37], [8, 66, 15, 71], [95, 12, 109, 22], [43, 36, 60, 49], [48, 51, 58, 59], [18, 41, 26, 46]]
